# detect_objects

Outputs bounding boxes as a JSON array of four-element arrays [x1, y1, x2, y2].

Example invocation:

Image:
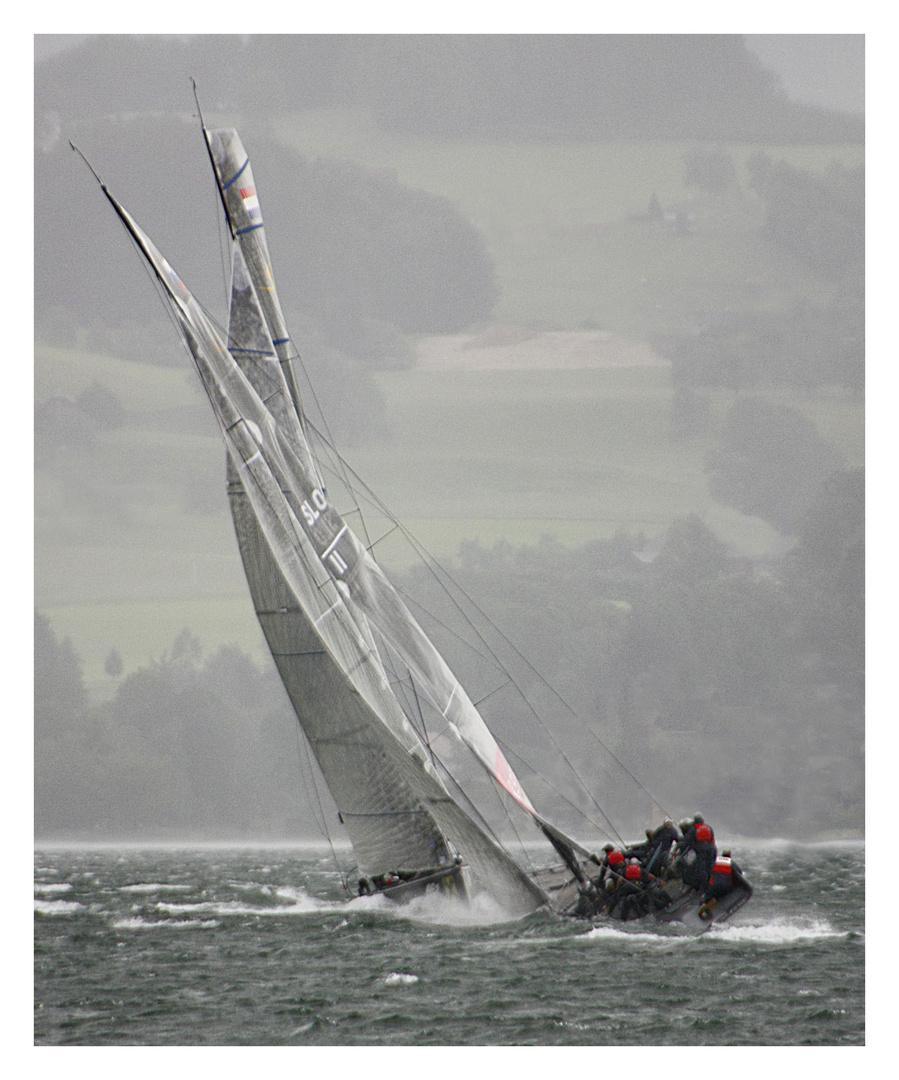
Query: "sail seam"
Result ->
[[270, 649, 327, 657], [313, 600, 342, 626]]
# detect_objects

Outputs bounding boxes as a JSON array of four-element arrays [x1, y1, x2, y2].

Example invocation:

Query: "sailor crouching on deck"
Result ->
[[613, 858, 664, 920], [697, 851, 748, 919], [596, 843, 627, 886], [574, 843, 626, 917]]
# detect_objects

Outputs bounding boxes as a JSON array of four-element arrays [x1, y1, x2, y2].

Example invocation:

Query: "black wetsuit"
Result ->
[[644, 822, 680, 873], [691, 825, 717, 891], [702, 858, 746, 903]]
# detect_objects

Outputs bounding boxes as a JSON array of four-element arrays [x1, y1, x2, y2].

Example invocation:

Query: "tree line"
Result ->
[[35, 464, 862, 842], [659, 150, 863, 396]]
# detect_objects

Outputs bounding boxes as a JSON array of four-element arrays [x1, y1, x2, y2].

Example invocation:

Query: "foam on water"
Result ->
[[34, 882, 73, 894], [580, 914, 845, 947], [376, 888, 523, 927], [707, 917, 846, 944], [34, 899, 84, 915], [111, 916, 221, 931], [154, 885, 340, 918], [584, 922, 690, 946], [384, 972, 420, 986]]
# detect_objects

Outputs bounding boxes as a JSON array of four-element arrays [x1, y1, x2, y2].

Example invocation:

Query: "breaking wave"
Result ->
[[707, 917, 847, 944], [153, 885, 340, 918], [34, 899, 84, 916], [111, 916, 221, 931], [384, 972, 420, 985]]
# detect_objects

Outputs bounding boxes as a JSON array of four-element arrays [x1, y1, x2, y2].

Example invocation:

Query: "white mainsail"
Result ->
[[103, 184, 552, 915], [206, 130, 591, 847]]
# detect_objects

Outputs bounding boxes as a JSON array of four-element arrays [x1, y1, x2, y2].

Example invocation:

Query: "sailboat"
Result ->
[[86, 123, 751, 927]]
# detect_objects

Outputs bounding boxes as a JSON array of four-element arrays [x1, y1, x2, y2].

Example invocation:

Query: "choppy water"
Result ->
[[34, 843, 864, 1046]]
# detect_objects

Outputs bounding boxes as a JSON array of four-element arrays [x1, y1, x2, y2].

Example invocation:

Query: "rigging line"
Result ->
[[298, 425, 665, 822], [393, 532, 636, 816], [424, 738, 526, 868], [392, 584, 616, 829], [480, 745, 543, 878], [293, 710, 348, 889], [383, 639, 438, 771], [288, 354, 376, 556], [382, 517, 662, 820], [378, 637, 435, 754], [409, 672, 435, 768], [373, 634, 532, 872], [405, 538, 668, 817], [493, 733, 625, 848]]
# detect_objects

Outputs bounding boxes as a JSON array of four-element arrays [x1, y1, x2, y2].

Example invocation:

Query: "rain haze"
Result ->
[[34, 34, 863, 853]]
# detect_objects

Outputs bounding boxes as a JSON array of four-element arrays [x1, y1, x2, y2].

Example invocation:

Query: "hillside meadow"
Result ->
[[36, 341, 861, 688], [36, 129, 863, 687]]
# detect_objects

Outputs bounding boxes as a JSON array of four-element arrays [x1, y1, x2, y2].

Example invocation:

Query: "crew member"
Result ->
[[698, 850, 747, 919], [645, 818, 680, 875], [623, 829, 656, 864], [671, 818, 697, 883], [595, 842, 627, 887], [614, 858, 661, 921], [690, 814, 717, 891]]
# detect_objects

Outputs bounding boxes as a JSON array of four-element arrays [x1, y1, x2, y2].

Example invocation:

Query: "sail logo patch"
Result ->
[[239, 186, 261, 222]]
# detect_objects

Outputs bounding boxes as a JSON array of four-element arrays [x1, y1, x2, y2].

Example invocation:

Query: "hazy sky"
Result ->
[[34, 33, 864, 115], [744, 34, 863, 114]]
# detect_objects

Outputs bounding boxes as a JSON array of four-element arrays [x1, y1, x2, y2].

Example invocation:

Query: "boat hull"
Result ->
[[364, 863, 470, 904], [558, 875, 753, 929]]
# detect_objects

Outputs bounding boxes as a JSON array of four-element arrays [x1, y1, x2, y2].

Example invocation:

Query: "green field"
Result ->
[[36, 123, 863, 685], [272, 113, 864, 336], [36, 347, 862, 686]]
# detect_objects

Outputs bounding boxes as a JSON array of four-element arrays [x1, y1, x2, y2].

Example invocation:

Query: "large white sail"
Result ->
[[205, 129, 589, 849], [104, 187, 549, 914]]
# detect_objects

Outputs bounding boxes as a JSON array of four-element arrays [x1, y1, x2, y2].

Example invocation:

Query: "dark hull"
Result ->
[[366, 863, 469, 903], [556, 875, 753, 929], [655, 881, 753, 929]]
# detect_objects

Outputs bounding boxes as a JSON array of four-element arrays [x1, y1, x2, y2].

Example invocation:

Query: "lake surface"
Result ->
[[34, 842, 864, 1046]]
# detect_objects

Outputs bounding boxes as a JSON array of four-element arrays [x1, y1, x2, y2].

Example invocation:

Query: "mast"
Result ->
[[99, 181, 549, 915]]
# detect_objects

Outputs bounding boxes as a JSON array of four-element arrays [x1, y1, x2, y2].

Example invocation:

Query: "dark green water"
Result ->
[[34, 843, 863, 1046]]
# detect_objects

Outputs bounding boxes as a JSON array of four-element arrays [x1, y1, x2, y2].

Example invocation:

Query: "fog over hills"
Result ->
[[34, 35, 863, 844]]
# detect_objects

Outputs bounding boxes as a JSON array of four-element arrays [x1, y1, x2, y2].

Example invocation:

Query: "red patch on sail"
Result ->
[[494, 748, 533, 812]]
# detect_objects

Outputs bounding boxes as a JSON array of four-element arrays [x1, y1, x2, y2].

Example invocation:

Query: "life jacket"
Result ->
[[709, 857, 732, 882], [694, 822, 714, 843], [624, 863, 642, 882], [607, 849, 625, 867]]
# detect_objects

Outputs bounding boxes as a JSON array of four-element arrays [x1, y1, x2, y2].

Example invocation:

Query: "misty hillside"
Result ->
[[36, 34, 863, 143], [34, 36, 863, 844]]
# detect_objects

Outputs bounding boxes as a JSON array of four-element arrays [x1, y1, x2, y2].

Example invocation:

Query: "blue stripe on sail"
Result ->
[[230, 348, 275, 356], [236, 222, 264, 236], [222, 158, 249, 189], [273, 337, 290, 345]]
